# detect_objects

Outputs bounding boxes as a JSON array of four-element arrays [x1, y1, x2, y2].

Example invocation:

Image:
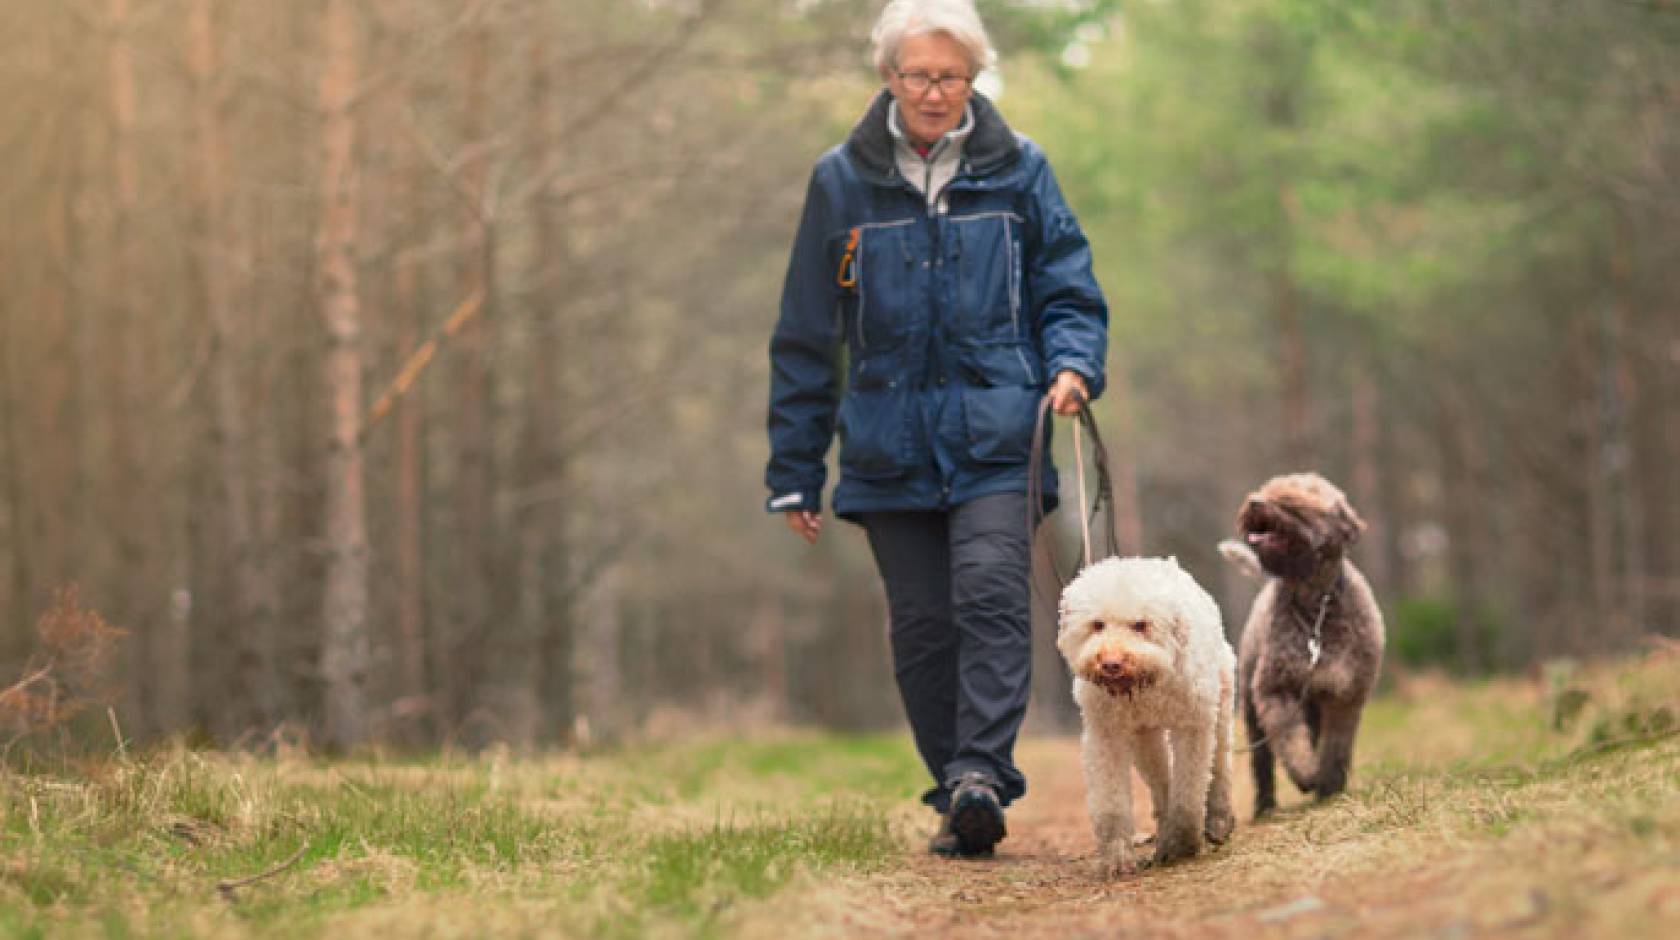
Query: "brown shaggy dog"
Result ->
[[1233, 473, 1384, 816]]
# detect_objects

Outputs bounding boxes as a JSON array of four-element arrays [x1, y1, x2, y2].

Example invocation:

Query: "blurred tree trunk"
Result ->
[[27, 91, 85, 636], [1104, 356, 1145, 556], [394, 245, 428, 721], [578, 562, 624, 743], [449, 13, 496, 729], [106, 0, 163, 732], [191, 0, 278, 731], [1349, 354, 1391, 597], [1438, 391, 1485, 674], [1216, 384, 1255, 645], [751, 591, 787, 722], [317, 0, 369, 749], [519, 23, 574, 743], [1272, 183, 1311, 466], [369, 0, 430, 739], [1607, 212, 1644, 642], [0, 269, 26, 655], [1579, 305, 1615, 653]]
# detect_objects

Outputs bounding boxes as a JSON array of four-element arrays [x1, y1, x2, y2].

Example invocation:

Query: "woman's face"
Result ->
[[884, 32, 974, 148]]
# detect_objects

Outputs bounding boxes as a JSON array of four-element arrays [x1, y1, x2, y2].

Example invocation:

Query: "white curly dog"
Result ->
[[1057, 556, 1237, 876]]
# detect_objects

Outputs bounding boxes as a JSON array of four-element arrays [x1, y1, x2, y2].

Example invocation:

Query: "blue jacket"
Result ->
[[765, 91, 1108, 521]]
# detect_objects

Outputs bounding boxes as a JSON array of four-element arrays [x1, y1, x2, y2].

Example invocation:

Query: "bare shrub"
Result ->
[[0, 587, 127, 742]]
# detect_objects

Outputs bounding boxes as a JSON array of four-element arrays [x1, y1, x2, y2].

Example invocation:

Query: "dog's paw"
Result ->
[[1151, 826, 1203, 866], [1095, 853, 1139, 879], [1204, 807, 1235, 845]]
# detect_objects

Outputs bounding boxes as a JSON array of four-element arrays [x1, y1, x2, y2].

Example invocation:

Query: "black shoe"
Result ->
[[947, 772, 1007, 857], [928, 813, 961, 857]]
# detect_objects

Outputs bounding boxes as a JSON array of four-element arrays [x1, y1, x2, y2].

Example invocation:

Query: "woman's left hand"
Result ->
[[1049, 370, 1089, 416]]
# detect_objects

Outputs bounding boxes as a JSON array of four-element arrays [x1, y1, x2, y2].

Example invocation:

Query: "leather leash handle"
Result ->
[[1028, 391, 1120, 611], [1072, 406, 1092, 569]]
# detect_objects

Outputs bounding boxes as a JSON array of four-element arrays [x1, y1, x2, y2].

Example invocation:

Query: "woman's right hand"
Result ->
[[784, 510, 822, 544]]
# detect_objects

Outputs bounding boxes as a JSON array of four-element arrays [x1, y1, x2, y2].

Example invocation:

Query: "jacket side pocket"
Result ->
[[961, 385, 1040, 465]]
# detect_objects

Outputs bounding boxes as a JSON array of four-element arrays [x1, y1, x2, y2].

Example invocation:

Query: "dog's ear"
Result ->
[[1332, 498, 1366, 547], [1236, 496, 1263, 532]]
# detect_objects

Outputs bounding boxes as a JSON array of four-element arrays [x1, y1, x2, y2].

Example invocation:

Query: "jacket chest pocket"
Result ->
[[948, 213, 1022, 341], [848, 221, 919, 352]]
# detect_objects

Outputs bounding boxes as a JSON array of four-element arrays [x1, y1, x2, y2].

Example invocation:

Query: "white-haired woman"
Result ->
[[765, 0, 1108, 857]]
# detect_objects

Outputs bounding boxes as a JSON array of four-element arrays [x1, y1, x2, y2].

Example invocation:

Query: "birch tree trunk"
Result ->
[[317, 0, 369, 748]]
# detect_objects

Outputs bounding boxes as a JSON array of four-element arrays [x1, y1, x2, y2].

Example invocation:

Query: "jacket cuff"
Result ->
[[1046, 357, 1106, 400], [765, 489, 822, 514]]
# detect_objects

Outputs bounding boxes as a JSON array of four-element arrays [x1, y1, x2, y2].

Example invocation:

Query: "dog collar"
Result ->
[[1291, 571, 1345, 669]]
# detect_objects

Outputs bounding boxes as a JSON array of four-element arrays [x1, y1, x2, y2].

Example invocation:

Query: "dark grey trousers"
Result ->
[[861, 492, 1033, 813]]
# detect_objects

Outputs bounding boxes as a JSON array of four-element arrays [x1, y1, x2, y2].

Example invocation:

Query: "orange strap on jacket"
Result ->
[[837, 227, 859, 289]]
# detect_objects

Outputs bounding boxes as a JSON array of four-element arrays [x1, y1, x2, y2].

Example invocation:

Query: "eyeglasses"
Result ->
[[894, 70, 972, 96]]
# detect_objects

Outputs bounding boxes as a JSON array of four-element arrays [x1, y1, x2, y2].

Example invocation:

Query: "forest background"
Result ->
[[2, 0, 1676, 750]]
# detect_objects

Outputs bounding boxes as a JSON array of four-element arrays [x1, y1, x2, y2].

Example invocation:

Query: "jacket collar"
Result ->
[[845, 89, 1021, 183], [887, 99, 974, 163]]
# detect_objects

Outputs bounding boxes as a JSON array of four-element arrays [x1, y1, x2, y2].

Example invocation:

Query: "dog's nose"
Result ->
[[1099, 659, 1125, 676]]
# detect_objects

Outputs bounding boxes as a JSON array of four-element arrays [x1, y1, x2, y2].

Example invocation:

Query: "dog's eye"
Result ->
[[1129, 620, 1149, 634], [1089, 621, 1106, 633]]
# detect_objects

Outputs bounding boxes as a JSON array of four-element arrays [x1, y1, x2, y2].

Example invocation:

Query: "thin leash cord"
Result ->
[[1027, 392, 1119, 619], [1072, 419, 1092, 569]]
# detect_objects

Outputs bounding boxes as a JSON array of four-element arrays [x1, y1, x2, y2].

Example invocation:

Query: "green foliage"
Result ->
[[980, 0, 1122, 67], [1388, 595, 1498, 672]]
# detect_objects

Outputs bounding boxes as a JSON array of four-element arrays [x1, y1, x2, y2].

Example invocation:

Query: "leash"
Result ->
[[1072, 419, 1093, 569], [1027, 391, 1119, 615]]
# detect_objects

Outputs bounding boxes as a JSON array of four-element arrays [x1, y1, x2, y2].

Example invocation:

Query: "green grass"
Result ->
[[0, 733, 920, 938], [1, 657, 1676, 938]]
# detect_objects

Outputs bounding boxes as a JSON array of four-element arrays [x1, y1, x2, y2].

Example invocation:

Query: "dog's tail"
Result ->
[[1217, 539, 1263, 580]]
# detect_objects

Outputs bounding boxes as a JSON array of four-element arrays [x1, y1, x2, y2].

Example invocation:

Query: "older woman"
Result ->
[[765, 0, 1107, 857]]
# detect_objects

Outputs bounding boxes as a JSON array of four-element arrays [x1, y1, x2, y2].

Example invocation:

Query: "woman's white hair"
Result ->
[[870, 0, 998, 76]]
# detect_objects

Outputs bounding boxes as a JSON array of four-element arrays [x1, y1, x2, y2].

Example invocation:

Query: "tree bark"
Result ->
[[1272, 184, 1311, 466], [1104, 354, 1145, 557], [317, 0, 369, 749], [1349, 355, 1390, 596], [446, 12, 496, 728], [519, 23, 572, 743], [106, 0, 161, 732], [1438, 389, 1485, 674], [191, 0, 279, 732], [0, 262, 28, 661]]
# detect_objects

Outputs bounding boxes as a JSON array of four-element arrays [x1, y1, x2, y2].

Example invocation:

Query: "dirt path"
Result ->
[[738, 736, 1679, 939], [823, 737, 1276, 938]]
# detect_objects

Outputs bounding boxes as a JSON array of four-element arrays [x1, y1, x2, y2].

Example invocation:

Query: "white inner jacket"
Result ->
[[887, 101, 975, 215]]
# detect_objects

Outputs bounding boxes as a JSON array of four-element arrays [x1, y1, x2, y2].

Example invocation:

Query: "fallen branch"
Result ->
[[216, 841, 311, 900], [360, 287, 485, 441]]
